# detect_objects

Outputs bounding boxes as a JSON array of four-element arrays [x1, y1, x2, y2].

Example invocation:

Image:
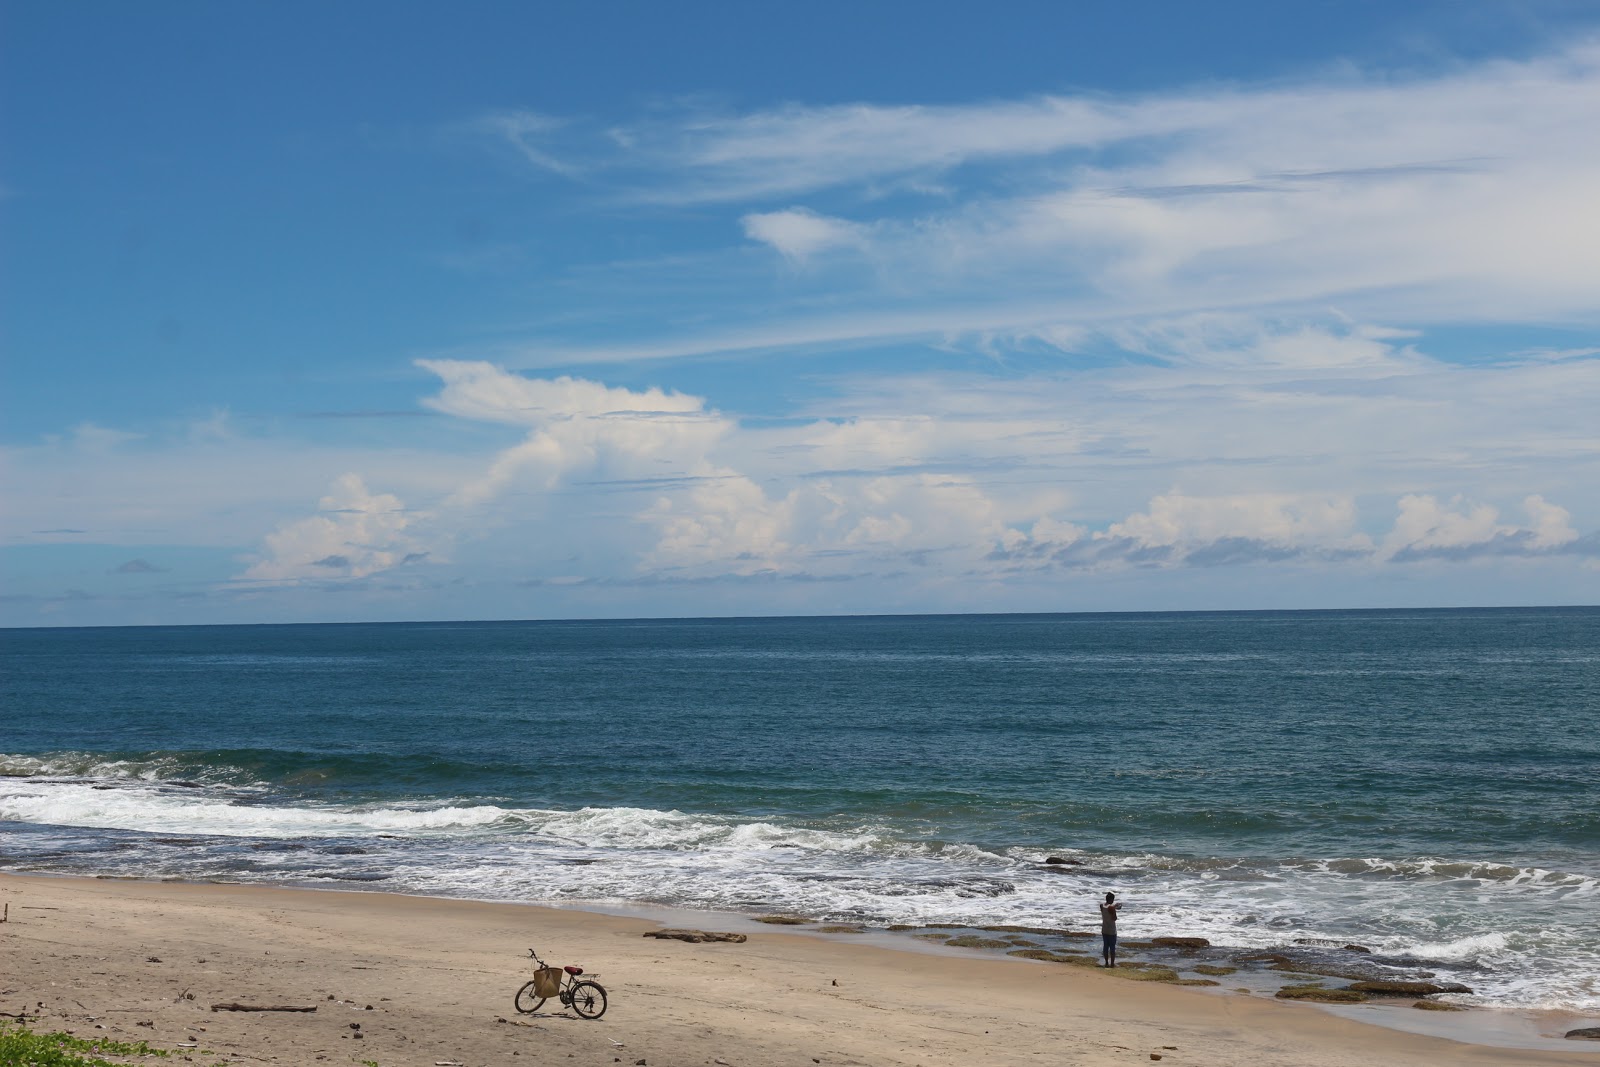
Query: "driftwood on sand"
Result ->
[[209, 1003, 318, 1013]]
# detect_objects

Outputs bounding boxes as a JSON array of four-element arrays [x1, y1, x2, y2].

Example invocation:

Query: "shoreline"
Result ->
[[3, 871, 1596, 1066]]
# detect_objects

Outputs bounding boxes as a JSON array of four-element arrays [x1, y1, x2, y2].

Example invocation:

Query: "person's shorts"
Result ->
[[1101, 932, 1117, 954]]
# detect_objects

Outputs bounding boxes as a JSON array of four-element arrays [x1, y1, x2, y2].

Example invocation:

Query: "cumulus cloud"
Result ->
[[417, 359, 730, 507], [243, 474, 427, 582], [1385, 494, 1590, 562], [990, 492, 1372, 572]]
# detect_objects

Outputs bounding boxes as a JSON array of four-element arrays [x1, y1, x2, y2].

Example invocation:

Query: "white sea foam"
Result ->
[[4, 774, 1598, 1012]]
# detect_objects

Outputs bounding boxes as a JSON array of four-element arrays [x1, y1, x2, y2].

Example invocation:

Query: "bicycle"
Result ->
[[514, 948, 609, 1020]]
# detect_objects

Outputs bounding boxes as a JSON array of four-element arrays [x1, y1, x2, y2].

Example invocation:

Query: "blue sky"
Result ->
[[4, 0, 1599, 626]]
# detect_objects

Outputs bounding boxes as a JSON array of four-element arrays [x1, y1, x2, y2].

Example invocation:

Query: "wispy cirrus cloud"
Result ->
[[474, 43, 1600, 369]]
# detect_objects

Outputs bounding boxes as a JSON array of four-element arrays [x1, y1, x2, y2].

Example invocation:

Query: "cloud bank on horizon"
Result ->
[[4, 31, 1599, 624]]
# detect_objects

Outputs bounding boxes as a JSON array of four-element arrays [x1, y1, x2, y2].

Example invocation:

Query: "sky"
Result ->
[[3, 0, 1599, 626]]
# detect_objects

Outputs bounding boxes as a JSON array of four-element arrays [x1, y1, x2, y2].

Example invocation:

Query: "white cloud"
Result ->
[[475, 44, 1600, 367], [243, 474, 428, 582], [1384, 493, 1585, 562], [741, 208, 867, 263], [417, 359, 730, 506]]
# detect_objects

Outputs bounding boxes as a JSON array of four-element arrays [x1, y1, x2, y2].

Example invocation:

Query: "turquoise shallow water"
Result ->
[[2, 608, 1597, 1009]]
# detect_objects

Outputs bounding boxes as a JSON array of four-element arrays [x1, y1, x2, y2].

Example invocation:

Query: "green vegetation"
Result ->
[[0, 1021, 171, 1066]]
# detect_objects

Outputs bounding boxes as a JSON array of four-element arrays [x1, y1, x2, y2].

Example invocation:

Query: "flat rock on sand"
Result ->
[[642, 929, 748, 943]]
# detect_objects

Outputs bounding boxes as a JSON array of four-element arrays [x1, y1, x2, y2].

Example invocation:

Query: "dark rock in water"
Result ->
[[754, 915, 809, 925], [153, 838, 202, 846], [1151, 937, 1210, 949], [169, 780, 203, 789], [981, 925, 1066, 937], [887, 924, 918, 931], [817, 925, 866, 934], [1290, 938, 1373, 953], [1239, 952, 1294, 965], [324, 846, 369, 855], [321, 872, 389, 881], [1565, 1028, 1600, 1040], [1347, 980, 1472, 996], [1193, 965, 1237, 976], [1413, 1000, 1465, 1012], [1276, 985, 1369, 1003], [643, 929, 747, 944], [1042, 857, 1084, 865], [1267, 960, 1378, 982]]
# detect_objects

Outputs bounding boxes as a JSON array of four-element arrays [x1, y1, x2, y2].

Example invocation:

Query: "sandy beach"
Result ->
[[2, 873, 1594, 1067]]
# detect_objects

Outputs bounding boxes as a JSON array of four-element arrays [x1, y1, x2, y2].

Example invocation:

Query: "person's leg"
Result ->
[[1106, 933, 1117, 967]]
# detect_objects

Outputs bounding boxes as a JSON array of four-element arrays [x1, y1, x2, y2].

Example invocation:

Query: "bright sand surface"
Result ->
[[2, 873, 1596, 1067]]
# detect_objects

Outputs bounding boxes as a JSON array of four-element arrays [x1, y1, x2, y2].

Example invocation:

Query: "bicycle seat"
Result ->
[[564, 965, 584, 975]]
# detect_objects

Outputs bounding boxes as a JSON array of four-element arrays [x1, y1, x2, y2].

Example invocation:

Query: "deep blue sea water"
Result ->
[[3, 609, 1597, 1010]]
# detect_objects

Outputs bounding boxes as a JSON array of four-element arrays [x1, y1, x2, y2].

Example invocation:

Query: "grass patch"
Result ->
[[0, 1022, 172, 1066]]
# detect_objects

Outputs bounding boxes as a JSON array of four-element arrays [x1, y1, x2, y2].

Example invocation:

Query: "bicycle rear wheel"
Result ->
[[514, 981, 546, 1014], [567, 980, 607, 1019]]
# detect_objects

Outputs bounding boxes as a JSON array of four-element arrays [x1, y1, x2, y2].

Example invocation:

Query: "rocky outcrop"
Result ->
[[1413, 1000, 1465, 1011], [754, 915, 809, 925], [1565, 1028, 1600, 1040], [943, 935, 1013, 950], [643, 929, 747, 943], [1150, 937, 1210, 948], [1347, 980, 1472, 996], [1275, 986, 1369, 1003]]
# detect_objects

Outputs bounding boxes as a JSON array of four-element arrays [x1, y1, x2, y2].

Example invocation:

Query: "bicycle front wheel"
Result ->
[[514, 981, 546, 1015], [567, 980, 607, 1020]]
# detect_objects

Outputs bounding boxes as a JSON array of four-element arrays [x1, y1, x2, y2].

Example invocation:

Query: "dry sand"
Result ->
[[2, 872, 1595, 1067]]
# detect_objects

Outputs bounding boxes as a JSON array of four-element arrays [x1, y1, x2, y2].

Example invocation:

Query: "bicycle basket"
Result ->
[[533, 966, 564, 999]]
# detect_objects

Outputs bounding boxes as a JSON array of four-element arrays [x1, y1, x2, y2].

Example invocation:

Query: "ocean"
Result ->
[[2, 608, 1596, 1012]]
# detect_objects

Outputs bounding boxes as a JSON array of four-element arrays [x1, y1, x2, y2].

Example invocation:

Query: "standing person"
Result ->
[[1098, 892, 1120, 967]]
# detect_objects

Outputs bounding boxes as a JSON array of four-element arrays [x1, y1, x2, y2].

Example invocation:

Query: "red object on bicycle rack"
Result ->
[[564, 965, 584, 975]]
